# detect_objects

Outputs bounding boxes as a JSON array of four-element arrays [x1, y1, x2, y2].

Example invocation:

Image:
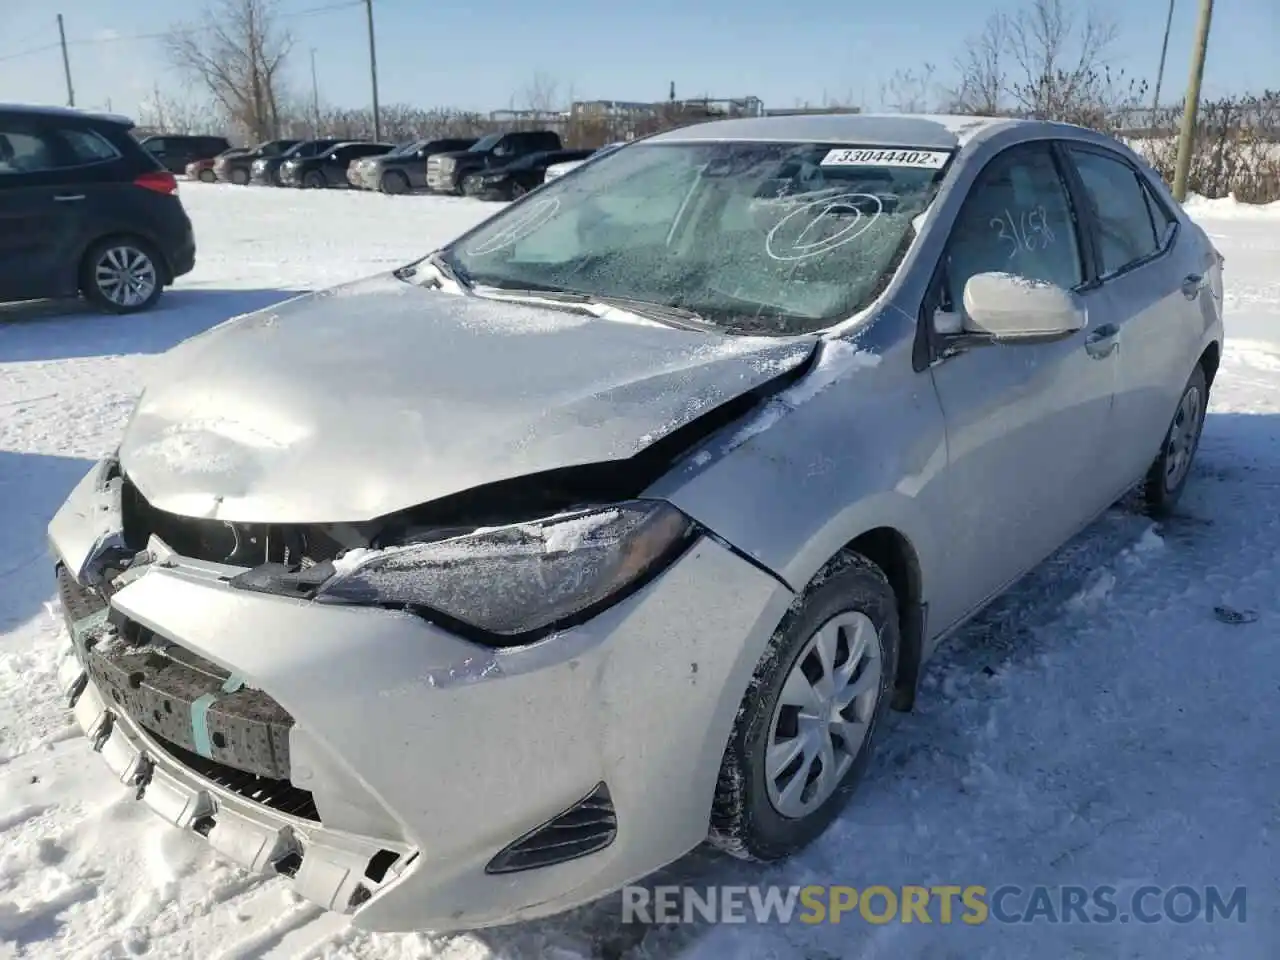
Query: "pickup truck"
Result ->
[[425, 129, 562, 194]]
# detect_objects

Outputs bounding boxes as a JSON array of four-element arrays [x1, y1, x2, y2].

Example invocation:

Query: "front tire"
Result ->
[[1143, 363, 1208, 515], [80, 238, 164, 314], [230, 167, 250, 186], [710, 552, 898, 861], [198, 169, 216, 183], [303, 170, 327, 189], [381, 170, 410, 194]]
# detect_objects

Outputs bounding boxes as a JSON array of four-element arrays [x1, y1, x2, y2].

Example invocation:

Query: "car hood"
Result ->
[[119, 274, 815, 523]]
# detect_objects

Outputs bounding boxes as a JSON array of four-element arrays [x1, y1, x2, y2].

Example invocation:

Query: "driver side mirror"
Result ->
[[959, 272, 1085, 341]]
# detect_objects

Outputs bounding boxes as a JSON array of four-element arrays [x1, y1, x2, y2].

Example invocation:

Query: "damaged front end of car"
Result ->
[[51, 459, 418, 914], [46, 338, 818, 928]]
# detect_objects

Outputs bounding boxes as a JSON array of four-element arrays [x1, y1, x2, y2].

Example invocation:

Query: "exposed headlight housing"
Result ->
[[317, 500, 695, 639]]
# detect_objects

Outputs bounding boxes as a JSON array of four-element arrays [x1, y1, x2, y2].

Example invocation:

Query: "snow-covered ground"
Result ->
[[0, 182, 1277, 959]]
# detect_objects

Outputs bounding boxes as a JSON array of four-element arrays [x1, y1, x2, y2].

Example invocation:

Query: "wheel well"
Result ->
[[1199, 341, 1221, 388], [844, 527, 924, 712]]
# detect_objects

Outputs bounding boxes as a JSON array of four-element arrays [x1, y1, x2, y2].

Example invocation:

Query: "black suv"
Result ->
[[137, 134, 232, 174], [215, 139, 301, 184], [279, 141, 394, 188], [425, 130, 562, 194], [0, 104, 195, 314], [251, 138, 343, 186]]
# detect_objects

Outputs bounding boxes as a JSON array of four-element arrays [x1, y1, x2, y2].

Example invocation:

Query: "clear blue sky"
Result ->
[[1, 0, 1275, 118]]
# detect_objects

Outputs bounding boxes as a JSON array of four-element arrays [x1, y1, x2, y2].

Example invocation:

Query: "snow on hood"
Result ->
[[120, 273, 816, 522]]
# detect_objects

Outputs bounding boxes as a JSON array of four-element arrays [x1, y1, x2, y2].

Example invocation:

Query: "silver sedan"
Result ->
[[48, 112, 1222, 933]]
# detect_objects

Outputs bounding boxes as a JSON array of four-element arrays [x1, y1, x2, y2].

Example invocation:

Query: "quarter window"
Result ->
[[1067, 148, 1160, 275], [941, 144, 1082, 319]]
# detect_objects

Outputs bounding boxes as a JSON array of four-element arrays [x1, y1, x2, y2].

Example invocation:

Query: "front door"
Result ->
[[926, 141, 1119, 629]]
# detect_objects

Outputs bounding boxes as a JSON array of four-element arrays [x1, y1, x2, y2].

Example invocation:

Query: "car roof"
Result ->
[[0, 101, 136, 127], [647, 112, 1028, 148]]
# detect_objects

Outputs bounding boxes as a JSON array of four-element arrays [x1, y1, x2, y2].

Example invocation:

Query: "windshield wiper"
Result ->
[[472, 285, 714, 332]]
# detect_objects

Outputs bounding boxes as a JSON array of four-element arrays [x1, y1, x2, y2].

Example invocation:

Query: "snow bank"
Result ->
[[1183, 193, 1280, 219]]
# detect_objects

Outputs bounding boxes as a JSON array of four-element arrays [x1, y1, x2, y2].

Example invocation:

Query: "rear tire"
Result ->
[[80, 237, 164, 315], [381, 170, 410, 194], [230, 167, 250, 186], [1143, 363, 1208, 516], [710, 552, 899, 862]]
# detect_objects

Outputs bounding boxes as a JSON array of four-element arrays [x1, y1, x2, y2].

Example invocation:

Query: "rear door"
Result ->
[[925, 141, 1120, 628], [1059, 143, 1206, 488]]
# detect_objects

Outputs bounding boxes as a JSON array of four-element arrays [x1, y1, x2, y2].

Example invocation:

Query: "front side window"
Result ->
[[1067, 147, 1160, 275], [0, 122, 116, 174], [445, 140, 952, 335], [941, 143, 1082, 318]]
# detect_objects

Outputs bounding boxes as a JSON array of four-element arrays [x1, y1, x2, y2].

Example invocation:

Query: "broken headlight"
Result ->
[[317, 500, 695, 638]]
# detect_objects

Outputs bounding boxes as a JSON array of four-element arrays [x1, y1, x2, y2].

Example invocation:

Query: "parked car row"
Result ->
[[174, 128, 626, 200]]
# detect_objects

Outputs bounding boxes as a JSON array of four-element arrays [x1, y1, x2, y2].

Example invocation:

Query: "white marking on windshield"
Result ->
[[764, 193, 884, 262], [465, 197, 562, 256]]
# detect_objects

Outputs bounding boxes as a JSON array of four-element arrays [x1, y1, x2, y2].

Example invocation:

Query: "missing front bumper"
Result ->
[[55, 629, 413, 914], [54, 564, 414, 915]]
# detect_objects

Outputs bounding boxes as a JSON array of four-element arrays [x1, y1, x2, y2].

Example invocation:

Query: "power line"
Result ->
[[0, 2, 362, 64]]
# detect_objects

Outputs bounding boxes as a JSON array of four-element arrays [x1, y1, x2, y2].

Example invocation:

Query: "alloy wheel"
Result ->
[[94, 245, 158, 309]]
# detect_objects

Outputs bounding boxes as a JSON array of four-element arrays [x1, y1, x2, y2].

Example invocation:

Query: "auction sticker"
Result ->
[[821, 148, 952, 168]]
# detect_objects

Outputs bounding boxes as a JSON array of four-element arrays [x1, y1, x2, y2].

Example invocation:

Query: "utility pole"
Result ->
[[1151, 0, 1175, 129], [1172, 0, 1214, 201], [310, 48, 320, 138], [56, 14, 75, 107], [363, 0, 381, 141]]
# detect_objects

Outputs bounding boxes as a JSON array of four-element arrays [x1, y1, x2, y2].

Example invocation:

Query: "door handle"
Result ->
[[1085, 323, 1120, 359], [53, 194, 85, 202], [1181, 274, 1205, 300]]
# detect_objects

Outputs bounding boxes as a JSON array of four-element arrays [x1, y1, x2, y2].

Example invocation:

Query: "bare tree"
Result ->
[[880, 65, 939, 113], [136, 90, 223, 136], [1006, 0, 1118, 120], [943, 0, 1147, 129], [166, 0, 293, 142], [521, 71, 562, 113], [948, 11, 1011, 114]]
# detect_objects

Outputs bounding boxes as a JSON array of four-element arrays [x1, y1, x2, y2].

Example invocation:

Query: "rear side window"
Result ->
[[63, 128, 120, 164], [1066, 148, 1160, 275], [942, 143, 1083, 316]]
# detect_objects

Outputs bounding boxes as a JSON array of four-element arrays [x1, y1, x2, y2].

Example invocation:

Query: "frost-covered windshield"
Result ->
[[446, 141, 952, 335]]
